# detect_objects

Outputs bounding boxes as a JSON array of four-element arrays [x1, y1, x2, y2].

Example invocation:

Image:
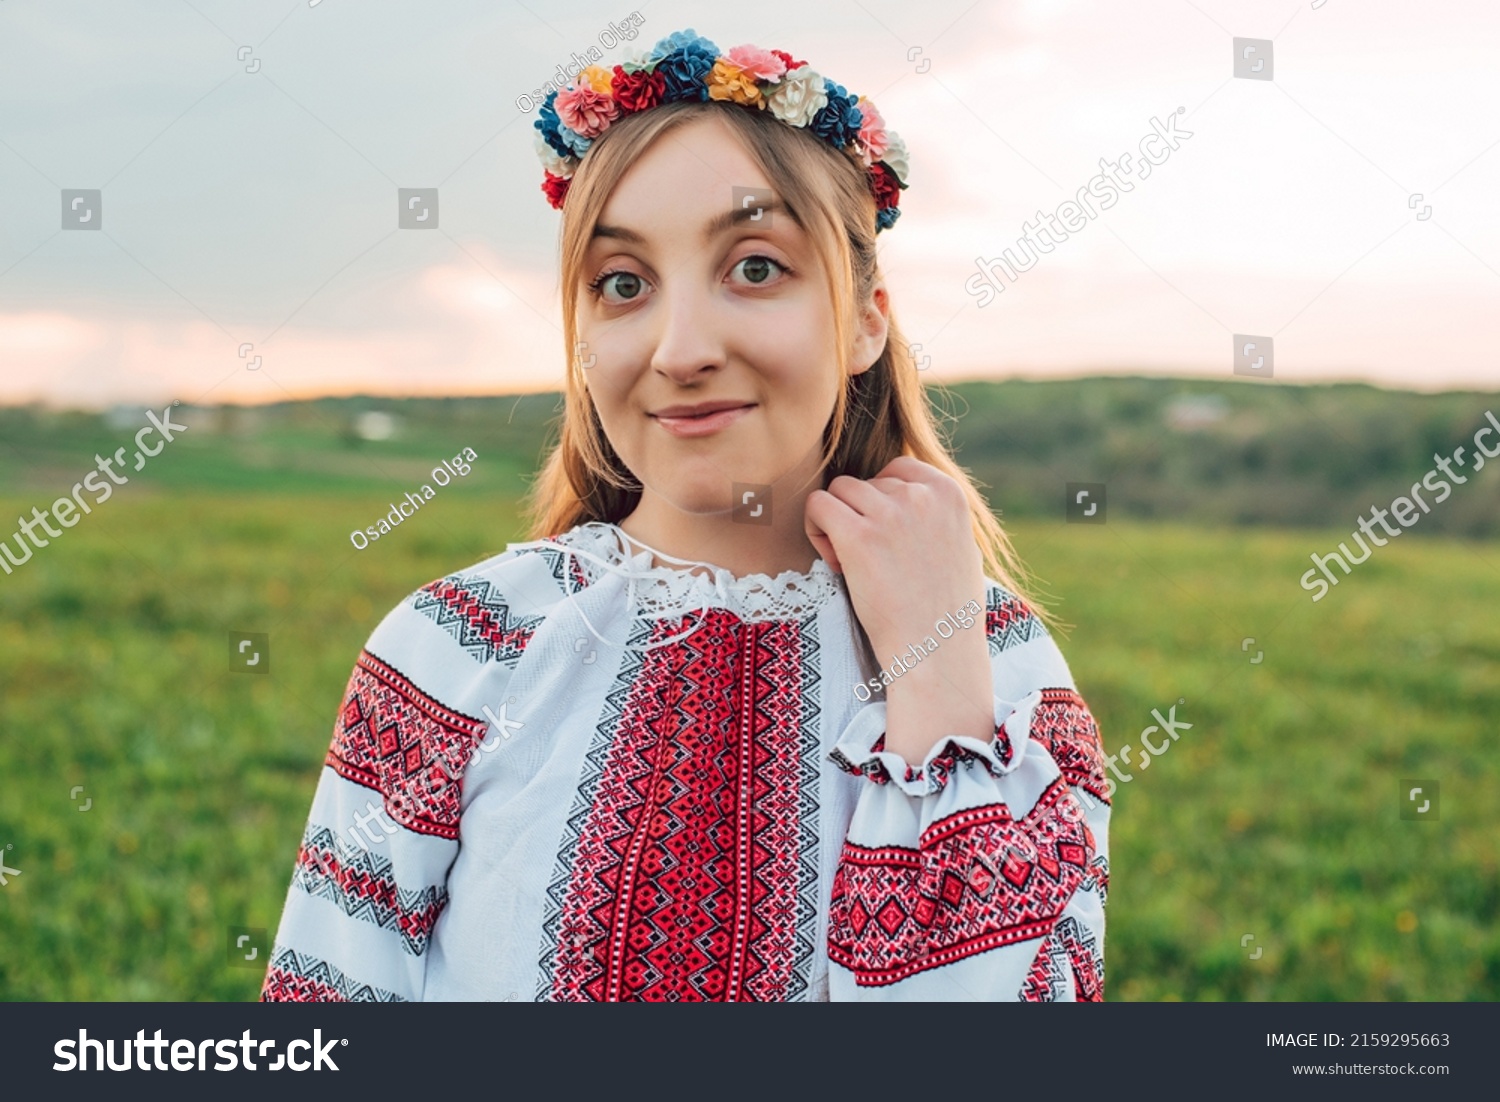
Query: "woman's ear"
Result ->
[[849, 280, 890, 377]]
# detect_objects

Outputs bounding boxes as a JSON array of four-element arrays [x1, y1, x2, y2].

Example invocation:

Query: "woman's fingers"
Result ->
[[823, 473, 895, 519], [803, 490, 846, 573], [873, 455, 944, 486]]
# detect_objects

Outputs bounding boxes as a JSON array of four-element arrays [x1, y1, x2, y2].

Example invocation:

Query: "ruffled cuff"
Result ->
[[828, 689, 1042, 796]]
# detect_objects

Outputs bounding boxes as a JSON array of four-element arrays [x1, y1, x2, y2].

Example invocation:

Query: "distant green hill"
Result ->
[[3, 377, 1497, 535]]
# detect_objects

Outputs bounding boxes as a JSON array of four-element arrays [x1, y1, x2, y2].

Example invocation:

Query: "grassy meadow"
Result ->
[[1, 381, 1497, 1000], [1, 492, 1496, 1000]]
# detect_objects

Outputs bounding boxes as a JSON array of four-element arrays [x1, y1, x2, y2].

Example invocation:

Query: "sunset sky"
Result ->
[[2, 0, 1498, 409]]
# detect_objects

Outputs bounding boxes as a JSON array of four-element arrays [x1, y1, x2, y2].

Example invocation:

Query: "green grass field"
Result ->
[[1, 488, 1497, 1001]]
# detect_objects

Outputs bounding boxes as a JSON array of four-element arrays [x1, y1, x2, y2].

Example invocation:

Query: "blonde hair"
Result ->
[[522, 100, 1050, 624]]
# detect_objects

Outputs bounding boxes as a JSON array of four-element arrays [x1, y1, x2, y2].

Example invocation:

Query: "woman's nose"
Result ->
[[648, 279, 726, 384]]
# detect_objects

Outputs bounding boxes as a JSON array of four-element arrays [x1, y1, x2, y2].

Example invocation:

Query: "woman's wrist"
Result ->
[[878, 631, 994, 766]]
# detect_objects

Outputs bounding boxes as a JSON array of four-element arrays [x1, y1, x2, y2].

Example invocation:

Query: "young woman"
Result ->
[[262, 29, 1109, 1002]]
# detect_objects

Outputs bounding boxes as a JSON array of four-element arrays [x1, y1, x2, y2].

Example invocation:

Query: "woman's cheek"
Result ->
[[581, 351, 631, 411], [583, 387, 640, 466]]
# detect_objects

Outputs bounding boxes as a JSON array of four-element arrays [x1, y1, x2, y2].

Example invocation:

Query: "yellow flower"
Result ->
[[578, 65, 614, 95], [707, 59, 765, 108]]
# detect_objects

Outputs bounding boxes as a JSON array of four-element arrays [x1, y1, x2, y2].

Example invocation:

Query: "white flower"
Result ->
[[766, 65, 828, 128], [534, 130, 579, 179], [617, 44, 654, 74], [880, 130, 910, 187]]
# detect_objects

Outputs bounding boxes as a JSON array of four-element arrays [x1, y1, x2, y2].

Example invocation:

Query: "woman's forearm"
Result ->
[[879, 627, 994, 766]]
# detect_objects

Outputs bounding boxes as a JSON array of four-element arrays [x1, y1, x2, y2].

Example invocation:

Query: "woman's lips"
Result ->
[[650, 404, 755, 438]]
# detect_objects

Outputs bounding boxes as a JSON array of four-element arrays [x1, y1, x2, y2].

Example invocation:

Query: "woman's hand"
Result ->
[[804, 457, 995, 764]]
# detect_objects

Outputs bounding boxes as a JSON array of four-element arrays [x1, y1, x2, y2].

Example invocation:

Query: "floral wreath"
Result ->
[[533, 29, 909, 232]]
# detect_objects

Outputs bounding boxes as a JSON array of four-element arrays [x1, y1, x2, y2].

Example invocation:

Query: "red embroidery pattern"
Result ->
[[985, 591, 1046, 652], [292, 826, 447, 955], [1031, 688, 1109, 803], [411, 574, 538, 665], [262, 968, 348, 1003], [829, 778, 1093, 986], [1055, 915, 1104, 1001], [260, 948, 403, 1002], [1019, 933, 1067, 1001], [1018, 917, 1105, 1001], [325, 650, 488, 841], [540, 538, 593, 593], [925, 730, 1013, 786], [548, 611, 809, 1001], [1088, 854, 1110, 903]]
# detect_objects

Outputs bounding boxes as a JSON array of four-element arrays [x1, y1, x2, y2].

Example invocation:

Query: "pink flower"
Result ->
[[854, 97, 889, 166], [725, 44, 787, 83], [556, 82, 620, 139]]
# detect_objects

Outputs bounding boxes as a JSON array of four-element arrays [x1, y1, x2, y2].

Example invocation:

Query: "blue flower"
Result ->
[[657, 47, 717, 102], [647, 29, 720, 64], [809, 79, 862, 149], [556, 121, 593, 157], [534, 93, 573, 159], [875, 206, 901, 231]]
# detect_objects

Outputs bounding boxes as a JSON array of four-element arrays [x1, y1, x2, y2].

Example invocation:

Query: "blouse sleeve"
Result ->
[[825, 611, 1110, 1001], [260, 563, 532, 1002]]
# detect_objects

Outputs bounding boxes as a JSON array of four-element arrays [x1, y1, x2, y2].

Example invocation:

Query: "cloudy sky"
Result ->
[[2, 0, 1498, 409]]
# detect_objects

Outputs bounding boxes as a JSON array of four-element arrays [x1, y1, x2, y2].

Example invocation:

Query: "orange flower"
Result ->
[[706, 58, 765, 108], [578, 65, 614, 96]]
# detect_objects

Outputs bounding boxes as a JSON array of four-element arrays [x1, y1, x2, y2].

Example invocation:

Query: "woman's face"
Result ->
[[576, 114, 886, 520]]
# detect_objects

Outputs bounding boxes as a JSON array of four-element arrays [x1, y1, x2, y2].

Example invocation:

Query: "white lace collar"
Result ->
[[515, 521, 845, 624]]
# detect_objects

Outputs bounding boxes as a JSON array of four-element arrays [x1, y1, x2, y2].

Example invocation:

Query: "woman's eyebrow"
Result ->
[[591, 199, 793, 246], [699, 198, 791, 242], [590, 223, 645, 245]]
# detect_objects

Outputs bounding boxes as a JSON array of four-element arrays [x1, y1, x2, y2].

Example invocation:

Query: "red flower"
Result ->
[[611, 65, 667, 113], [542, 171, 571, 210], [769, 49, 806, 72], [870, 162, 901, 211]]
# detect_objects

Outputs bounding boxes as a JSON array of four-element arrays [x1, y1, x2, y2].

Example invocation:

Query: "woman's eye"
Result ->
[[589, 257, 785, 302], [732, 255, 786, 285], [592, 270, 645, 304]]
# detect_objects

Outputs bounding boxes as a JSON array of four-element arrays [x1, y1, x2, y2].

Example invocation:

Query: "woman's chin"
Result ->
[[638, 482, 762, 519]]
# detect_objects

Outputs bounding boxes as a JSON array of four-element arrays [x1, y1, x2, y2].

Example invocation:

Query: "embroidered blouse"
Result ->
[[260, 520, 1110, 1002]]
